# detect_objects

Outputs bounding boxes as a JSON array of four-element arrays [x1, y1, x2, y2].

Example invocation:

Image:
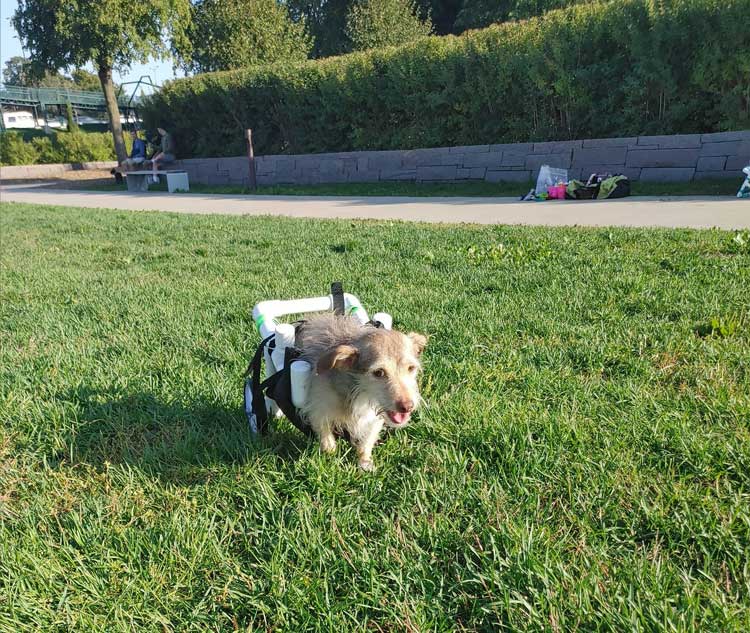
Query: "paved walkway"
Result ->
[[1, 184, 748, 229]]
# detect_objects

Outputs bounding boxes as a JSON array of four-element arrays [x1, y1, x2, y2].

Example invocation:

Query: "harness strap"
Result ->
[[331, 281, 345, 316], [259, 347, 315, 437], [245, 333, 274, 434], [243, 333, 272, 378]]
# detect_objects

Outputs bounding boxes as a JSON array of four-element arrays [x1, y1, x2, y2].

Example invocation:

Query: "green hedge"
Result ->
[[0, 130, 120, 166], [142, 0, 750, 159]]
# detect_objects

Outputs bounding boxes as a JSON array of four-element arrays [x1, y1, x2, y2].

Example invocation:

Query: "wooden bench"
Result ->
[[125, 170, 189, 193]]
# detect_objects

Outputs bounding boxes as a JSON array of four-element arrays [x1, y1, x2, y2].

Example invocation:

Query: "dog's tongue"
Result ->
[[388, 411, 411, 425]]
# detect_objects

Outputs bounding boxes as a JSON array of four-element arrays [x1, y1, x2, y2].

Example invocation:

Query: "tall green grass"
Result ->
[[1, 202, 749, 630]]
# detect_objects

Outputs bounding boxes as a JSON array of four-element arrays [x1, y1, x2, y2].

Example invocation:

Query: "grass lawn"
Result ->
[[1, 202, 749, 631], [88, 177, 741, 198]]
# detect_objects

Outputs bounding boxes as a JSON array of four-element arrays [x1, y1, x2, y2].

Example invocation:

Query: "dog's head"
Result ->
[[317, 328, 427, 428]]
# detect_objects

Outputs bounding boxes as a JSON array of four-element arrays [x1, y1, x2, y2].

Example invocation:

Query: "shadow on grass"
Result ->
[[57, 386, 313, 484]]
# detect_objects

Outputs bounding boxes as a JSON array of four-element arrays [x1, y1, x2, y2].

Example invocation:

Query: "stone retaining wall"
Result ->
[[171, 131, 749, 187], [6, 133, 743, 187], [0, 160, 117, 180]]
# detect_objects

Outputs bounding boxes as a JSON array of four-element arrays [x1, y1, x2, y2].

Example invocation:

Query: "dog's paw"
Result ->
[[358, 459, 376, 472], [320, 435, 337, 454]]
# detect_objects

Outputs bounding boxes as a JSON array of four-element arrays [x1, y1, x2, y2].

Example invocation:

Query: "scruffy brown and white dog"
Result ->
[[296, 314, 427, 471]]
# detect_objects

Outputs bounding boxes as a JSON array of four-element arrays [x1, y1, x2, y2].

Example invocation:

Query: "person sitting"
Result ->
[[121, 129, 147, 171], [111, 129, 147, 183], [150, 127, 176, 182]]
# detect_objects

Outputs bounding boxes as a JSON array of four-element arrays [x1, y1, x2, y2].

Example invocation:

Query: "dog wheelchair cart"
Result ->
[[244, 283, 392, 435]]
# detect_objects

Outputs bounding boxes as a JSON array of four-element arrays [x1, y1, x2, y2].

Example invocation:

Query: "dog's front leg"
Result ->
[[354, 414, 383, 472], [317, 420, 338, 454]]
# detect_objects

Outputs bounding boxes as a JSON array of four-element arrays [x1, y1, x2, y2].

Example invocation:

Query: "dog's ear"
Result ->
[[407, 332, 427, 357], [317, 344, 359, 373]]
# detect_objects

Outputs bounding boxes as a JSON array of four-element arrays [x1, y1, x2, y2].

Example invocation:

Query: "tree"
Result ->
[[35, 74, 75, 89], [346, 0, 432, 52], [2, 56, 111, 92], [413, 0, 462, 35], [287, 0, 352, 58], [71, 69, 106, 92], [13, 1, 190, 163], [2, 56, 32, 85], [176, 0, 312, 73], [65, 103, 80, 133], [454, 0, 587, 32]]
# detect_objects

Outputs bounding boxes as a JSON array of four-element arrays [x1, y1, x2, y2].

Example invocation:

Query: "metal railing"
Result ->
[[0, 84, 132, 109]]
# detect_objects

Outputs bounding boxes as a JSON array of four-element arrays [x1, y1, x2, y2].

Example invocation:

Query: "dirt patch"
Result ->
[[2, 169, 114, 188]]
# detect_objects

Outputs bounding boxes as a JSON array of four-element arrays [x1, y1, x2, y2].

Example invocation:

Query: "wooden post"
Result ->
[[245, 128, 257, 191]]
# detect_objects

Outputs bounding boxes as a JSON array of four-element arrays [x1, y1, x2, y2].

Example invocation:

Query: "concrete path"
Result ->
[[1, 184, 748, 229]]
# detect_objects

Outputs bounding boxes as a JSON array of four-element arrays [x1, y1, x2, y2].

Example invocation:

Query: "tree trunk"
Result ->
[[98, 63, 127, 163]]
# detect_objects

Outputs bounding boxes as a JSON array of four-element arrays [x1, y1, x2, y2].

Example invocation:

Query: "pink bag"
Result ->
[[547, 184, 567, 199]]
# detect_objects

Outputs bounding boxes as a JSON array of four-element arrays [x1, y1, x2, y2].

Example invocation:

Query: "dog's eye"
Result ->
[[372, 368, 386, 378], [407, 365, 417, 373]]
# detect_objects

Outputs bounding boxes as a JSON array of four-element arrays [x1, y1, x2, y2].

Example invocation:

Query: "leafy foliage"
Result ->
[[346, 0, 432, 51], [0, 132, 40, 165], [2, 56, 30, 85], [454, 0, 590, 31], [287, 0, 353, 58], [2, 56, 108, 91], [65, 103, 80, 133], [696, 315, 742, 339], [176, 0, 313, 73], [12, 0, 191, 162], [416, 0, 463, 35], [290, 0, 591, 55], [70, 69, 107, 92], [12, 1, 191, 73], [142, 0, 750, 159], [0, 130, 120, 165]]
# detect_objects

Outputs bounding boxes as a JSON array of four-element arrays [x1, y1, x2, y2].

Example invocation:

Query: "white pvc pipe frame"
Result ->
[[252, 293, 370, 339], [245, 293, 372, 433]]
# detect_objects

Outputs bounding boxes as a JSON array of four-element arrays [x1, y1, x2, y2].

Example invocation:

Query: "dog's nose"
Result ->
[[396, 399, 414, 413]]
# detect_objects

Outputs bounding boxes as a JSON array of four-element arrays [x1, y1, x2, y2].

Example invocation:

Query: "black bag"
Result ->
[[606, 178, 630, 199]]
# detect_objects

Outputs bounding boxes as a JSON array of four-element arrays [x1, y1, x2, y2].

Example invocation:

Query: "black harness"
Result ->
[[244, 328, 313, 436], [243, 282, 384, 435]]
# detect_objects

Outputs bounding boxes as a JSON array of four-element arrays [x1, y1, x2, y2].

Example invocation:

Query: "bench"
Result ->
[[125, 170, 190, 193]]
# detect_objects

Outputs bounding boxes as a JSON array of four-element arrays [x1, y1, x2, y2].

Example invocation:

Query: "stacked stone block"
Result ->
[[168, 130, 750, 187]]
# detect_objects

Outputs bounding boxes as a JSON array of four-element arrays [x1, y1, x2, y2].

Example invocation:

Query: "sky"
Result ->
[[1, 0, 178, 90]]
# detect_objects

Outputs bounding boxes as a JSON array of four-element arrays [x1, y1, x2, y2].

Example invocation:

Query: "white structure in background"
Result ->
[[2, 110, 36, 128], [2, 109, 141, 130], [75, 115, 106, 125], [75, 114, 142, 126]]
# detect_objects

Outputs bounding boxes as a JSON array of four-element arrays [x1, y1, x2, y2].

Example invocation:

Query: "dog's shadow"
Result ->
[[57, 385, 312, 485]]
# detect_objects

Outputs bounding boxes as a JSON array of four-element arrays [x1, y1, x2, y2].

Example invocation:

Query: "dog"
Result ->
[[110, 167, 124, 184], [296, 314, 427, 471]]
